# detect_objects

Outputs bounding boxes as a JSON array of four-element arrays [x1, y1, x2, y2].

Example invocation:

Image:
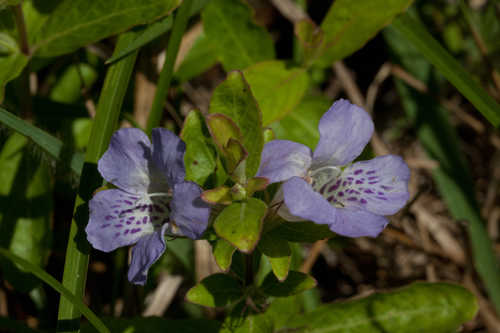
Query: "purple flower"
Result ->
[[257, 99, 410, 238], [85, 128, 210, 285]]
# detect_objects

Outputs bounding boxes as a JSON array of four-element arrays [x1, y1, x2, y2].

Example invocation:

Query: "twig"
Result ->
[[142, 274, 183, 316], [300, 239, 328, 273], [13, 5, 29, 55], [269, 0, 308, 24]]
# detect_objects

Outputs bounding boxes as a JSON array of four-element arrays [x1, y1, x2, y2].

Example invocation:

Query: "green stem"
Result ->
[[56, 32, 139, 333], [145, 0, 193, 135]]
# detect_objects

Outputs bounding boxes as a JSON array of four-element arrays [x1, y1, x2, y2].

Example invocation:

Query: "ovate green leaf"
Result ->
[[181, 110, 217, 185], [258, 232, 291, 281], [314, 0, 414, 67], [202, 0, 274, 71], [186, 273, 243, 308], [244, 60, 309, 126], [209, 71, 264, 178], [214, 198, 267, 253], [285, 282, 477, 333], [260, 271, 316, 297]]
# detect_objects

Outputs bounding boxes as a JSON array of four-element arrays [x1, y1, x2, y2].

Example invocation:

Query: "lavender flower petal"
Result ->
[[256, 140, 312, 184], [127, 224, 168, 285], [98, 128, 152, 194], [170, 181, 211, 239], [313, 99, 374, 168], [334, 208, 388, 238], [325, 155, 410, 215], [151, 128, 186, 188], [282, 177, 337, 225], [86, 189, 156, 252]]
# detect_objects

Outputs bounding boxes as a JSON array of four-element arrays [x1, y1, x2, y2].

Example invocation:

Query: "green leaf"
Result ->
[[391, 12, 500, 127], [262, 296, 303, 331], [175, 30, 218, 82], [269, 222, 336, 243], [220, 313, 273, 333], [258, 232, 291, 282], [209, 71, 264, 178], [385, 24, 500, 313], [0, 248, 110, 333], [206, 113, 243, 151], [25, 0, 181, 57], [270, 95, 331, 149], [81, 317, 221, 333], [213, 238, 236, 272], [295, 19, 324, 66], [202, 0, 275, 71], [223, 138, 248, 178], [0, 133, 52, 291], [214, 198, 267, 253], [0, 52, 28, 102], [314, 0, 414, 67], [181, 110, 217, 185], [50, 63, 98, 103], [0, 107, 84, 175], [285, 282, 477, 333], [105, 15, 173, 64], [244, 60, 309, 126], [260, 271, 316, 297], [186, 273, 243, 307], [202, 186, 232, 205]]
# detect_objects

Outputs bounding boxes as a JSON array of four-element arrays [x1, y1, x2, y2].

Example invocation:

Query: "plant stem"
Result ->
[[13, 4, 29, 55], [145, 0, 193, 135], [56, 32, 139, 333]]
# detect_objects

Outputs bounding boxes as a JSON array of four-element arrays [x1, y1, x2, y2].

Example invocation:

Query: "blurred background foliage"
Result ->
[[0, 0, 499, 332]]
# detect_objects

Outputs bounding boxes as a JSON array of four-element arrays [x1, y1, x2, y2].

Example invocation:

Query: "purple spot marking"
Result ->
[[376, 196, 387, 200], [140, 205, 147, 212], [143, 216, 148, 224], [364, 189, 374, 194], [136, 221, 141, 225], [368, 181, 379, 184], [342, 181, 347, 186], [128, 216, 135, 220], [115, 224, 123, 228], [354, 169, 363, 175], [328, 183, 339, 192], [319, 184, 327, 194], [347, 177, 354, 181], [366, 170, 376, 174], [130, 196, 139, 200], [105, 215, 115, 221], [101, 223, 110, 229], [126, 221, 131, 225], [124, 200, 133, 205], [327, 196, 335, 202], [368, 176, 378, 180], [355, 180, 364, 184], [131, 228, 141, 234], [347, 197, 357, 201], [381, 186, 393, 190], [124, 229, 129, 235], [360, 199, 367, 204], [114, 232, 120, 237], [378, 192, 385, 195], [338, 192, 344, 197]]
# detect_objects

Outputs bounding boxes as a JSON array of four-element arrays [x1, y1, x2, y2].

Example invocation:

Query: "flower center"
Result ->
[[309, 166, 346, 208]]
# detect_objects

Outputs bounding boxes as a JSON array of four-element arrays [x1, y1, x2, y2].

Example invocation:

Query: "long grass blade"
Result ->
[[0, 107, 83, 175], [56, 32, 139, 332], [391, 12, 500, 127], [0, 248, 109, 333]]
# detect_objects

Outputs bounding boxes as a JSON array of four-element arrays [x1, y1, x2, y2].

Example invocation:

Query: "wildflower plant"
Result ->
[[0, 0, 488, 332]]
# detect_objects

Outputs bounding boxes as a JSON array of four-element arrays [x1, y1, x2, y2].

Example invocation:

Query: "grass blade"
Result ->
[[146, 0, 194, 134], [0, 107, 83, 175], [391, 12, 500, 127], [105, 16, 173, 64], [0, 248, 109, 333], [57, 32, 139, 332]]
